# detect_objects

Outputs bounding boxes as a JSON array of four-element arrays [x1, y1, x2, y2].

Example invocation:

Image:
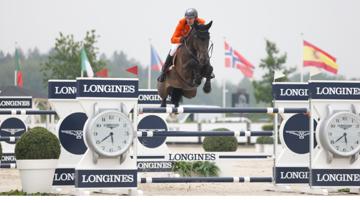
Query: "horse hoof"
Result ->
[[203, 85, 211, 93]]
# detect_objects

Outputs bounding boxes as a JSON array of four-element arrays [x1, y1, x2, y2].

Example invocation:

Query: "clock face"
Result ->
[[323, 112, 360, 156], [88, 110, 134, 157]]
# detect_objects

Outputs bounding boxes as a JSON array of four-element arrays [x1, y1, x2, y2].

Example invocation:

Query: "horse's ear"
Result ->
[[204, 21, 213, 30], [193, 22, 199, 30]]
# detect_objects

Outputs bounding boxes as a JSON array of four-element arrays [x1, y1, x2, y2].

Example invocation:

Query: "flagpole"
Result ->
[[148, 39, 152, 89], [222, 79, 226, 108], [300, 33, 304, 82], [14, 42, 17, 86]]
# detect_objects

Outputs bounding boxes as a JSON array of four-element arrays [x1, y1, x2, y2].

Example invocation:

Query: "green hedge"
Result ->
[[202, 128, 237, 152], [256, 136, 274, 144], [15, 127, 61, 160], [172, 161, 220, 177], [262, 124, 273, 131]]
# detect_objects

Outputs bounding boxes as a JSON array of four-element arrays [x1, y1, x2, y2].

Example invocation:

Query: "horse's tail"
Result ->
[[170, 88, 183, 107]]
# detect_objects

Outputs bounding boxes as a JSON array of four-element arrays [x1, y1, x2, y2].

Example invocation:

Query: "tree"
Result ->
[[252, 40, 296, 105], [41, 30, 106, 84]]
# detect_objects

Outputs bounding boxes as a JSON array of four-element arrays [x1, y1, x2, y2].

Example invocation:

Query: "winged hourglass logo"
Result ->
[[1, 128, 25, 135], [285, 130, 310, 139], [61, 130, 83, 139]]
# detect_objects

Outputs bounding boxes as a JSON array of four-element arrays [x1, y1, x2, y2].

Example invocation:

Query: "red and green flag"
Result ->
[[15, 49, 23, 88]]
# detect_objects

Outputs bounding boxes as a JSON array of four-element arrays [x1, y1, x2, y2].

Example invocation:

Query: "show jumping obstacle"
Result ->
[[3, 78, 357, 192]]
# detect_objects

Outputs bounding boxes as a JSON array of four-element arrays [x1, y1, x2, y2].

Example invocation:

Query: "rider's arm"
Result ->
[[171, 19, 186, 44], [197, 18, 206, 25]]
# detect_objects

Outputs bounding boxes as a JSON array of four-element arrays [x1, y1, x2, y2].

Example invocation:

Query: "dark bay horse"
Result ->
[[157, 21, 214, 107]]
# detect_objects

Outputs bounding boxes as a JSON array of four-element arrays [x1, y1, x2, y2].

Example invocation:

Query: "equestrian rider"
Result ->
[[157, 8, 205, 82]]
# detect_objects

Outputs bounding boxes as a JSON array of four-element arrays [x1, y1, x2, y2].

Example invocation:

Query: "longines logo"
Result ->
[[139, 94, 162, 102], [54, 172, 74, 182], [280, 88, 308, 97], [280, 171, 309, 179], [1, 128, 25, 135], [81, 174, 134, 183], [1, 154, 16, 162], [285, 130, 310, 139], [316, 173, 360, 182], [61, 130, 83, 139], [0, 100, 31, 107], [168, 153, 216, 161], [82, 84, 135, 93], [137, 161, 172, 170], [316, 87, 360, 95], [54, 86, 76, 95]]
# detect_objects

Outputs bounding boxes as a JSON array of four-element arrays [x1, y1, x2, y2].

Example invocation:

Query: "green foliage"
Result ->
[[41, 30, 106, 84], [172, 161, 193, 176], [337, 188, 350, 193], [0, 189, 55, 196], [256, 136, 274, 144], [172, 161, 220, 177], [15, 127, 61, 160], [262, 124, 274, 131], [253, 40, 296, 105], [192, 161, 220, 177], [202, 128, 238, 152]]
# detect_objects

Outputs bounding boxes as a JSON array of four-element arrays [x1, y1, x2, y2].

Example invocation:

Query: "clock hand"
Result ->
[[344, 132, 348, 145], [99, 133, 112, 143], [334, 134, 345, 143], [110, 132, 114, 144]]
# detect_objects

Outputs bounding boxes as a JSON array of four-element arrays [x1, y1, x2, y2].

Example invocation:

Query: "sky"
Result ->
[[1, 0, 360, 85]]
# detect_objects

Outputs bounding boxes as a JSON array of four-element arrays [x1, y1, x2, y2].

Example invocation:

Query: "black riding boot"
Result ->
[[157, 54, 173, 82]]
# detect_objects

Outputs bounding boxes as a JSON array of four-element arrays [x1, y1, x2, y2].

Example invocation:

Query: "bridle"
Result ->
[[183, 27, 213, 65]]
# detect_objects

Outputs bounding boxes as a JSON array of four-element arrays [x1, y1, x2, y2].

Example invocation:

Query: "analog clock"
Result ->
[[320, 112, 360, 157], [86, 110, 134, 158]]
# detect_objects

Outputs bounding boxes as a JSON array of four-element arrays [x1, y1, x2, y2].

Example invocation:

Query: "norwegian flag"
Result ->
[[224, 41, 254, 78]]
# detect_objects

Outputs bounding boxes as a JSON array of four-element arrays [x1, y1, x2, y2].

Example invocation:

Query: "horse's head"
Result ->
[[186, 21, 213, 66]]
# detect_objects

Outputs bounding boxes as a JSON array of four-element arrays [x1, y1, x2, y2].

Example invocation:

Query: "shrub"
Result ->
[[15, 127, 61, 160], [202, 128, 237, 152], [256, 136, 274, 144], [262, 124, 273, 131], [172, 161, 220, 177]]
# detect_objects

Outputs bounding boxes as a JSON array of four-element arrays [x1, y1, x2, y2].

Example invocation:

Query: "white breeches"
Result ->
[[169, 43, 181, 56]]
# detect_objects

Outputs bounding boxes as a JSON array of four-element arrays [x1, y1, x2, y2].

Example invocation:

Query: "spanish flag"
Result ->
[[303, 40, 338, 74]]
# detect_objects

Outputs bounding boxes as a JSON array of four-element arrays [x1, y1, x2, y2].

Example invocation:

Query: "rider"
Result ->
[[157, 8, 206, 82]]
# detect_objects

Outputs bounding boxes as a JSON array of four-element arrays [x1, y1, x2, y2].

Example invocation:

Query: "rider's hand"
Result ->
[[180, 37, 185, 43]]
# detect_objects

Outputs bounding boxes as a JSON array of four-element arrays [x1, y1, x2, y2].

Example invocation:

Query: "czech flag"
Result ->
[[150, 45, 163, 71], [303, 40, 338, 74]]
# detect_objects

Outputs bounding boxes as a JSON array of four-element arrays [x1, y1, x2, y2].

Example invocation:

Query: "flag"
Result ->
[[126, 65, 138, 76], [81, 48, 94, 77], [303, 40, 338, 74], [224, 41, 254, 78], [150, 45, 163, 71], [15, 48, 23, 88], [309, 67, 322, 77], [96, 68, 109, 77], [274, 70, 286, 81]]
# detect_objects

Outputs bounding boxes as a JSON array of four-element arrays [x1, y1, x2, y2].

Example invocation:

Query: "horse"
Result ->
[[157, 21, 214, 107]]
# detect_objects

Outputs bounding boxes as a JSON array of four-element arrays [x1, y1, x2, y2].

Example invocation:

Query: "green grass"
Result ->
[[0, 190, 57, 196]]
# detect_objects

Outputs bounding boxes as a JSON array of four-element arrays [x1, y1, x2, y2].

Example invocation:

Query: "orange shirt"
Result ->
[[171, 17, 205, 44]]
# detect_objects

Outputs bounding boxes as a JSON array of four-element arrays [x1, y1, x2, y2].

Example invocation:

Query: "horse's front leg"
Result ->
[[202, 64, 214, 93], [160, 97, 167, 107]]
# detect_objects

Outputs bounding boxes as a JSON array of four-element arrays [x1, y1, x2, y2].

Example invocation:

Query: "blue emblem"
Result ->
[[58, 112, 88, 155]]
